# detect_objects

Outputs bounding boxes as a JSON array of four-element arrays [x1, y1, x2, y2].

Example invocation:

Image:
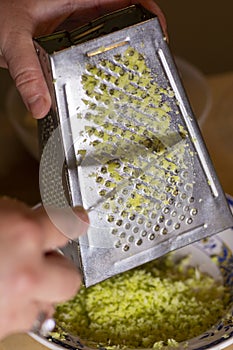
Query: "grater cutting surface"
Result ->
[[35, 5, 233, 287]]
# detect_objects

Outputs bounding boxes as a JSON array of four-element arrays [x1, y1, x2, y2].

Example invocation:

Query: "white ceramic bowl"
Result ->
[[175, 56, 212, 127], [30, 196, 233, 350], [5, 57, 212, 161]]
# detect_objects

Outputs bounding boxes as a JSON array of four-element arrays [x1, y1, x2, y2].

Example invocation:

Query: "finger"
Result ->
[[32, 251, 82, 303], [44, 205, 90, 241], [33, 205, 89, 248], [2, 32, 51, 119], [2, 250, 80, 307], [30, 309, 56, 335], [0, 198, 88, 254], [0, 300, 42, 338], [16, 302, 54, 334], [138, 0, 168, 38], [0, 198, 65, 253], [0, 50, 7, 68]]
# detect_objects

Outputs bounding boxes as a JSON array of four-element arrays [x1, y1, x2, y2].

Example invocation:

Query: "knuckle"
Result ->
[[14, 68, 41, 91]]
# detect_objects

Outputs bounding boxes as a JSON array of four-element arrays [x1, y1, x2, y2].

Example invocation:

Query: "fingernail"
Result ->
[[27, 95, 48, 119]]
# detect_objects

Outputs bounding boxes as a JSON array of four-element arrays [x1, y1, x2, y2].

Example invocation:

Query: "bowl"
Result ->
[[200, 81, 233, 197], [5, 57, 212, 161], [175, 56, 212, 127], [30, 195, 233, 350]]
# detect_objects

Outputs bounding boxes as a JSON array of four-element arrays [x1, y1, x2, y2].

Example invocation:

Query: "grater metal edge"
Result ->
[[34, 4, 233, 287]]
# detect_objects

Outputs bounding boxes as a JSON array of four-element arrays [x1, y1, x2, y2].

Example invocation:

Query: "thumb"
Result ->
[[3, 33, 51, 119], [41, 205, 90, 241]]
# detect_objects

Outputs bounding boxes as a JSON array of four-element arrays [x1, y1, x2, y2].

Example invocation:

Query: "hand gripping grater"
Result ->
[[34, 4, 233, 287]]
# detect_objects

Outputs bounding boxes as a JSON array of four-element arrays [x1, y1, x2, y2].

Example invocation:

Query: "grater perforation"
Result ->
[[35, 5, 233, 287]]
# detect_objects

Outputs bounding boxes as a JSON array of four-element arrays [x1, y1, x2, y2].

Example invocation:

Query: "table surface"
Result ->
[[0, 68, 233, 350]]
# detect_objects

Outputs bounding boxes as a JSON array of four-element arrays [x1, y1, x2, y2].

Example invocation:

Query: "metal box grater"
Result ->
[[34, 5, 233, 287]]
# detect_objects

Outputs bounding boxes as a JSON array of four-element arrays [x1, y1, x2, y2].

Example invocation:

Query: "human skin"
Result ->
[[0, 0, 167, 119], [0, 197, 89, 339]]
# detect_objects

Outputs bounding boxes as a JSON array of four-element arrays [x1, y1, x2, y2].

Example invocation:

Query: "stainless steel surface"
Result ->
[[35, 5, 233, 287]]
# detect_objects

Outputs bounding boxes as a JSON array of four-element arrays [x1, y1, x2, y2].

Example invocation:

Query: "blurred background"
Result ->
[[156, 0, 233, 74]]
